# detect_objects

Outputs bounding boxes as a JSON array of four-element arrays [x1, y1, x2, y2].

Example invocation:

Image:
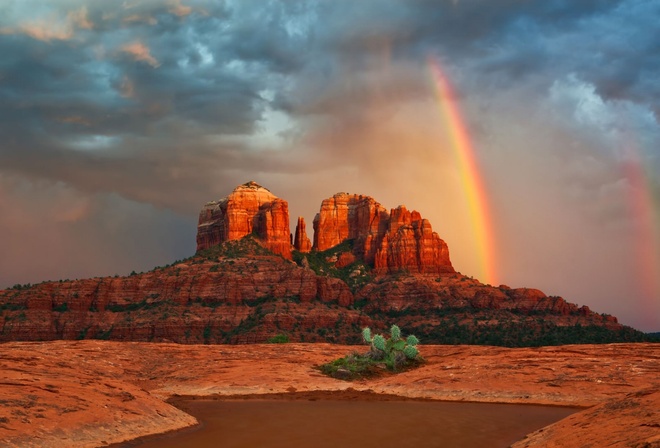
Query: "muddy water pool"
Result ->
[[125, 399, 577, 448]]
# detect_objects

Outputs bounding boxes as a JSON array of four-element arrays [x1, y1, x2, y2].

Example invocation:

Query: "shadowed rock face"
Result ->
[[0, 239, 360, 344], [196, 181, 291, 259], [0, 249, 624, 345]]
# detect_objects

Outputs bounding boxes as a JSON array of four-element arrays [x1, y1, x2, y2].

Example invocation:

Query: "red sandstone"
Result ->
[[196, 181, 291, 259], [311, 193, 454, 274], [373, 205, 453, 275], [294, 216, 312, 253], [0, 341, 657, 447], [312, 193, 388, 262], [0, 251, 620, 344]]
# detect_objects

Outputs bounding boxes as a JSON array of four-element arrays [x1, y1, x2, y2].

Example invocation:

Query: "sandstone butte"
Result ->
[[312, 192, 453, 274], [0, 181, 644, 346], [197, 181, 292, 259], [0, 181, 658, 446]]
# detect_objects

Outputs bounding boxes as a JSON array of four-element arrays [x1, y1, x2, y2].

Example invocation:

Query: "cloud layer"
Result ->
[[0, 0, 658, 331]]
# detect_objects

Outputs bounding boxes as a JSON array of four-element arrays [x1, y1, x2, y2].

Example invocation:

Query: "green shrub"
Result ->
[[53, 303, 68, 312], [77, 327, 89, 340], [0, 303, 27, 311], [364, 324, 422, 370], [291, 240, 373, 292], [95, 328, 113, 340], [267, 333, 290, 344], [203, 324, 212, 343]]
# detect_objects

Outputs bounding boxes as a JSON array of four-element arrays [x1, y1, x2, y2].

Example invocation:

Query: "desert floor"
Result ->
[[0, 341, 657, 447]]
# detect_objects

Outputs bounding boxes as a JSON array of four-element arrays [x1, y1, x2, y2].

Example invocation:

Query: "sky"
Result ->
[[0, 0, 658, 332]]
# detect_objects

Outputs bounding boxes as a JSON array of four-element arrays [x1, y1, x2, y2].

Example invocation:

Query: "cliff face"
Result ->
[[196, 181, 291, 259], [312, 193, 454, 274], [0, 248, 629, 345], [0, 239, 360, 344], [373, 206, 453, 275], [312, 193, 388, 263]]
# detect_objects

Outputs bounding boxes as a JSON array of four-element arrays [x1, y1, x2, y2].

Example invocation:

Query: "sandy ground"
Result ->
[[0, 341, 657, 447]]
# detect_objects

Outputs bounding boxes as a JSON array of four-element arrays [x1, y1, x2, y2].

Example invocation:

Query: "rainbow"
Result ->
[[428, 58, 497, 285], [621, 139, 660, 328]]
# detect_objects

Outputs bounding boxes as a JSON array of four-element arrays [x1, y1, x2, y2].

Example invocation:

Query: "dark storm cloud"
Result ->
[[0, 0, 657, 208], [2, 0, 657, 165], [299, 0, 658, 111], [0, 0, 302, 212]]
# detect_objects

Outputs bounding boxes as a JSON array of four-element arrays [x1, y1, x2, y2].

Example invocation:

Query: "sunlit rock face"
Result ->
[[373, 205, 454, 275], [312, 193, 454, 274], [0, 181, 633, 346], [198, 185, 453, 273], [294, 216, 312, 253], [196, 181, 291, 259], [312, 193, 389, 263]]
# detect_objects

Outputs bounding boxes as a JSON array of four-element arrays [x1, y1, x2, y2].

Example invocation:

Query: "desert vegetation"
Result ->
[[319, 324, 423, 380], [292, 239, 373, 292]]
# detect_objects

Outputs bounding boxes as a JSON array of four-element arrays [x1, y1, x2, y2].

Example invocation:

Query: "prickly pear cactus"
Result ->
[[373, 334, 386, 351], [362, 327, 372, 343], [390, 325, 401, 341], [403, 345, 419, 359], [360, 325, 421, 370]]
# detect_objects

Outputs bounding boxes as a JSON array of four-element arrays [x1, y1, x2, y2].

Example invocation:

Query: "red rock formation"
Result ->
[[0, 251, 632, 344], [354, 274, 624, 331], [312, 194, 454, 274], [196, 181, 291, 259], [257, 197, 291, 258], [0, 182, 636, 346], [374, 206, 453, 275], [0, 241, 358, 343], [294, 216, 312, 253], [312, 193, 388, 263]]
